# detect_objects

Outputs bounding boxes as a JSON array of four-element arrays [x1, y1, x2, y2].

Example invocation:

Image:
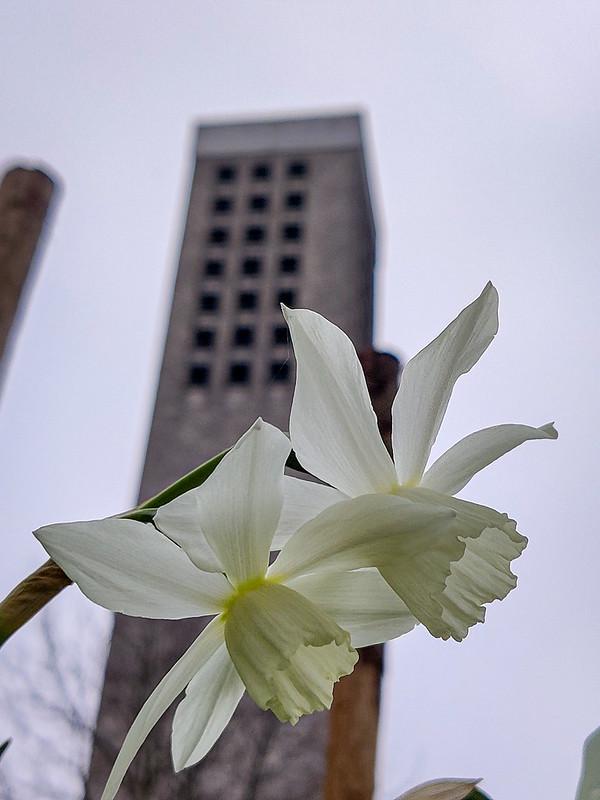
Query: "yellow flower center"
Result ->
[[390, 479, 421, 493], [221, 575, 280, 620]]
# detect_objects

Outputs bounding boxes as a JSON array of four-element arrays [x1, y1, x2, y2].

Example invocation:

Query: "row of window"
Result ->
[[190, 361, 290, 386], [199, 288, 295, 313], [212, 192, 305, 215], [208, 223, 302, 245], [190, 159, 306, 391], [216, 161, 307, 184], [205, 255, 299, 277], [195, 325, 288, 349]]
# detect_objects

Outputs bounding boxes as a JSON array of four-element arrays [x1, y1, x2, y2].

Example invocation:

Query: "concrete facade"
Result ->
[[87, 114, 377, 800]]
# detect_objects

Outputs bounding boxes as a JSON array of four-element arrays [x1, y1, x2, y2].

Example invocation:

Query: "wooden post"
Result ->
[[0, 166, 56, 363], [324, 349, 401, 800]]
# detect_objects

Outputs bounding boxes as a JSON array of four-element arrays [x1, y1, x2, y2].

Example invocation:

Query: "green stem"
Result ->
[[0, 560, 72, 647]]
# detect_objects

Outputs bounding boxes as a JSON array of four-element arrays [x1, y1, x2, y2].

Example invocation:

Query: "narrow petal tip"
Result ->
[[481, 280, 498, 300], [281, 302, 301, 317], [541, 422, 558, 439], [281, 302, 298, 323], [483, 282, 499, 324], [482, 280, 498, 304]]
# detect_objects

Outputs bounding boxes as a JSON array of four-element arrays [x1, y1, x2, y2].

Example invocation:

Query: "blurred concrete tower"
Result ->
[[87, 113, 377, 799]]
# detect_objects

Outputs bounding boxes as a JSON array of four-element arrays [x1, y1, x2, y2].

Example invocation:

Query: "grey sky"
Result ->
[[1, 2, 599, 798]]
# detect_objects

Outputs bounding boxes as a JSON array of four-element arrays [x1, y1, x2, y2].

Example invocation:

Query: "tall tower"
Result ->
[[87, 113, 377, 799]]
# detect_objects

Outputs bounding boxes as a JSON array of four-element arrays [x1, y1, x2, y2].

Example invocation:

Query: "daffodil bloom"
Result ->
[[276, 283, 557, 642], [35, 419, 455, 799]]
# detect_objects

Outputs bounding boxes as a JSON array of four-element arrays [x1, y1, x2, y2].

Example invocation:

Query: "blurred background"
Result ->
[[1, 2, 599, 798]]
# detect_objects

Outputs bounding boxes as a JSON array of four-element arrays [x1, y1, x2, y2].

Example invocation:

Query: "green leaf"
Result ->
[[137, 449, 229, 511], [117, 450, 229, 523], [118, 446, 309, 523], [120, 507, 158, 523], [466, 790, 492, 800]]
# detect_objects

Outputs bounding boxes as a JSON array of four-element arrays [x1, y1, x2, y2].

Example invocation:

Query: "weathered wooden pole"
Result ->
[[324, 349, 400, 800], [0, 165, 56, 363]]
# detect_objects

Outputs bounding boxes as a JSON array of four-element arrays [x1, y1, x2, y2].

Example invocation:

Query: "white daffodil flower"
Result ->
[[35, 419, 456, 799], [277, 283, 558, 642]]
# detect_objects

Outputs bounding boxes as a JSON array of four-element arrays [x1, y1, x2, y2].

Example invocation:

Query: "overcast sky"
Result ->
[[1, 2, 599, 798]]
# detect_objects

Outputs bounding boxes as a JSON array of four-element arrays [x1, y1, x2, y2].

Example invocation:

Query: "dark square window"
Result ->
[[270, 361, 290, 382], [253, 163, 271, 180], [239, 291, 258, 310], [234, 326, 254, 346], [282, 223, 302, 242], [213, 197, 232, 214], [200, 293, 220, 312], [280, 255, 299, 273], [217, 165, 236, 182], [229, 363, 251, 384], [195, 329, 215, 348], [249, 195, 269, 212], [205, 260, 224, 276], [242, 257, 261, 275], [246, 225, 266, 243], [279, 256, 300, 272], [286, 192, 304, 210], [189, 364, 210, 386], [277, 289, 296, 307], [209, 227, 229, 245], [273, 325, 289, 345], [287, 161, 307, 178]]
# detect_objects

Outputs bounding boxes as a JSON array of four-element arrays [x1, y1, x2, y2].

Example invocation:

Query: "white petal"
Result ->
[[392, 282, 499, 485], [154, 489, 223, 572], [395, 778, 481, 800], [271, 476, 347, 551], [179, 418, 290, 586], [422, 422, 558, 495], [385, 487, 527, 641], [172, 642, 244, 770], [283, 306, 397, 497], [575, 726, 600, 800], [287, 568, 417, 648], [100, 618, 225, 800], [269, 494, 457, 582], [224, 582, 357, 724], [34, 518, 230, 618]]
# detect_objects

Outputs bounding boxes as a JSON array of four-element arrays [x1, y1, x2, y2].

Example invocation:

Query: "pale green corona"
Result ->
[[221, 574, 281, 620], [223, 582, 357, 724]]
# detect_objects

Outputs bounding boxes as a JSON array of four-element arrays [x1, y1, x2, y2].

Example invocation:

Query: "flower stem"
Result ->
[[0, 560, 72, 646]]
